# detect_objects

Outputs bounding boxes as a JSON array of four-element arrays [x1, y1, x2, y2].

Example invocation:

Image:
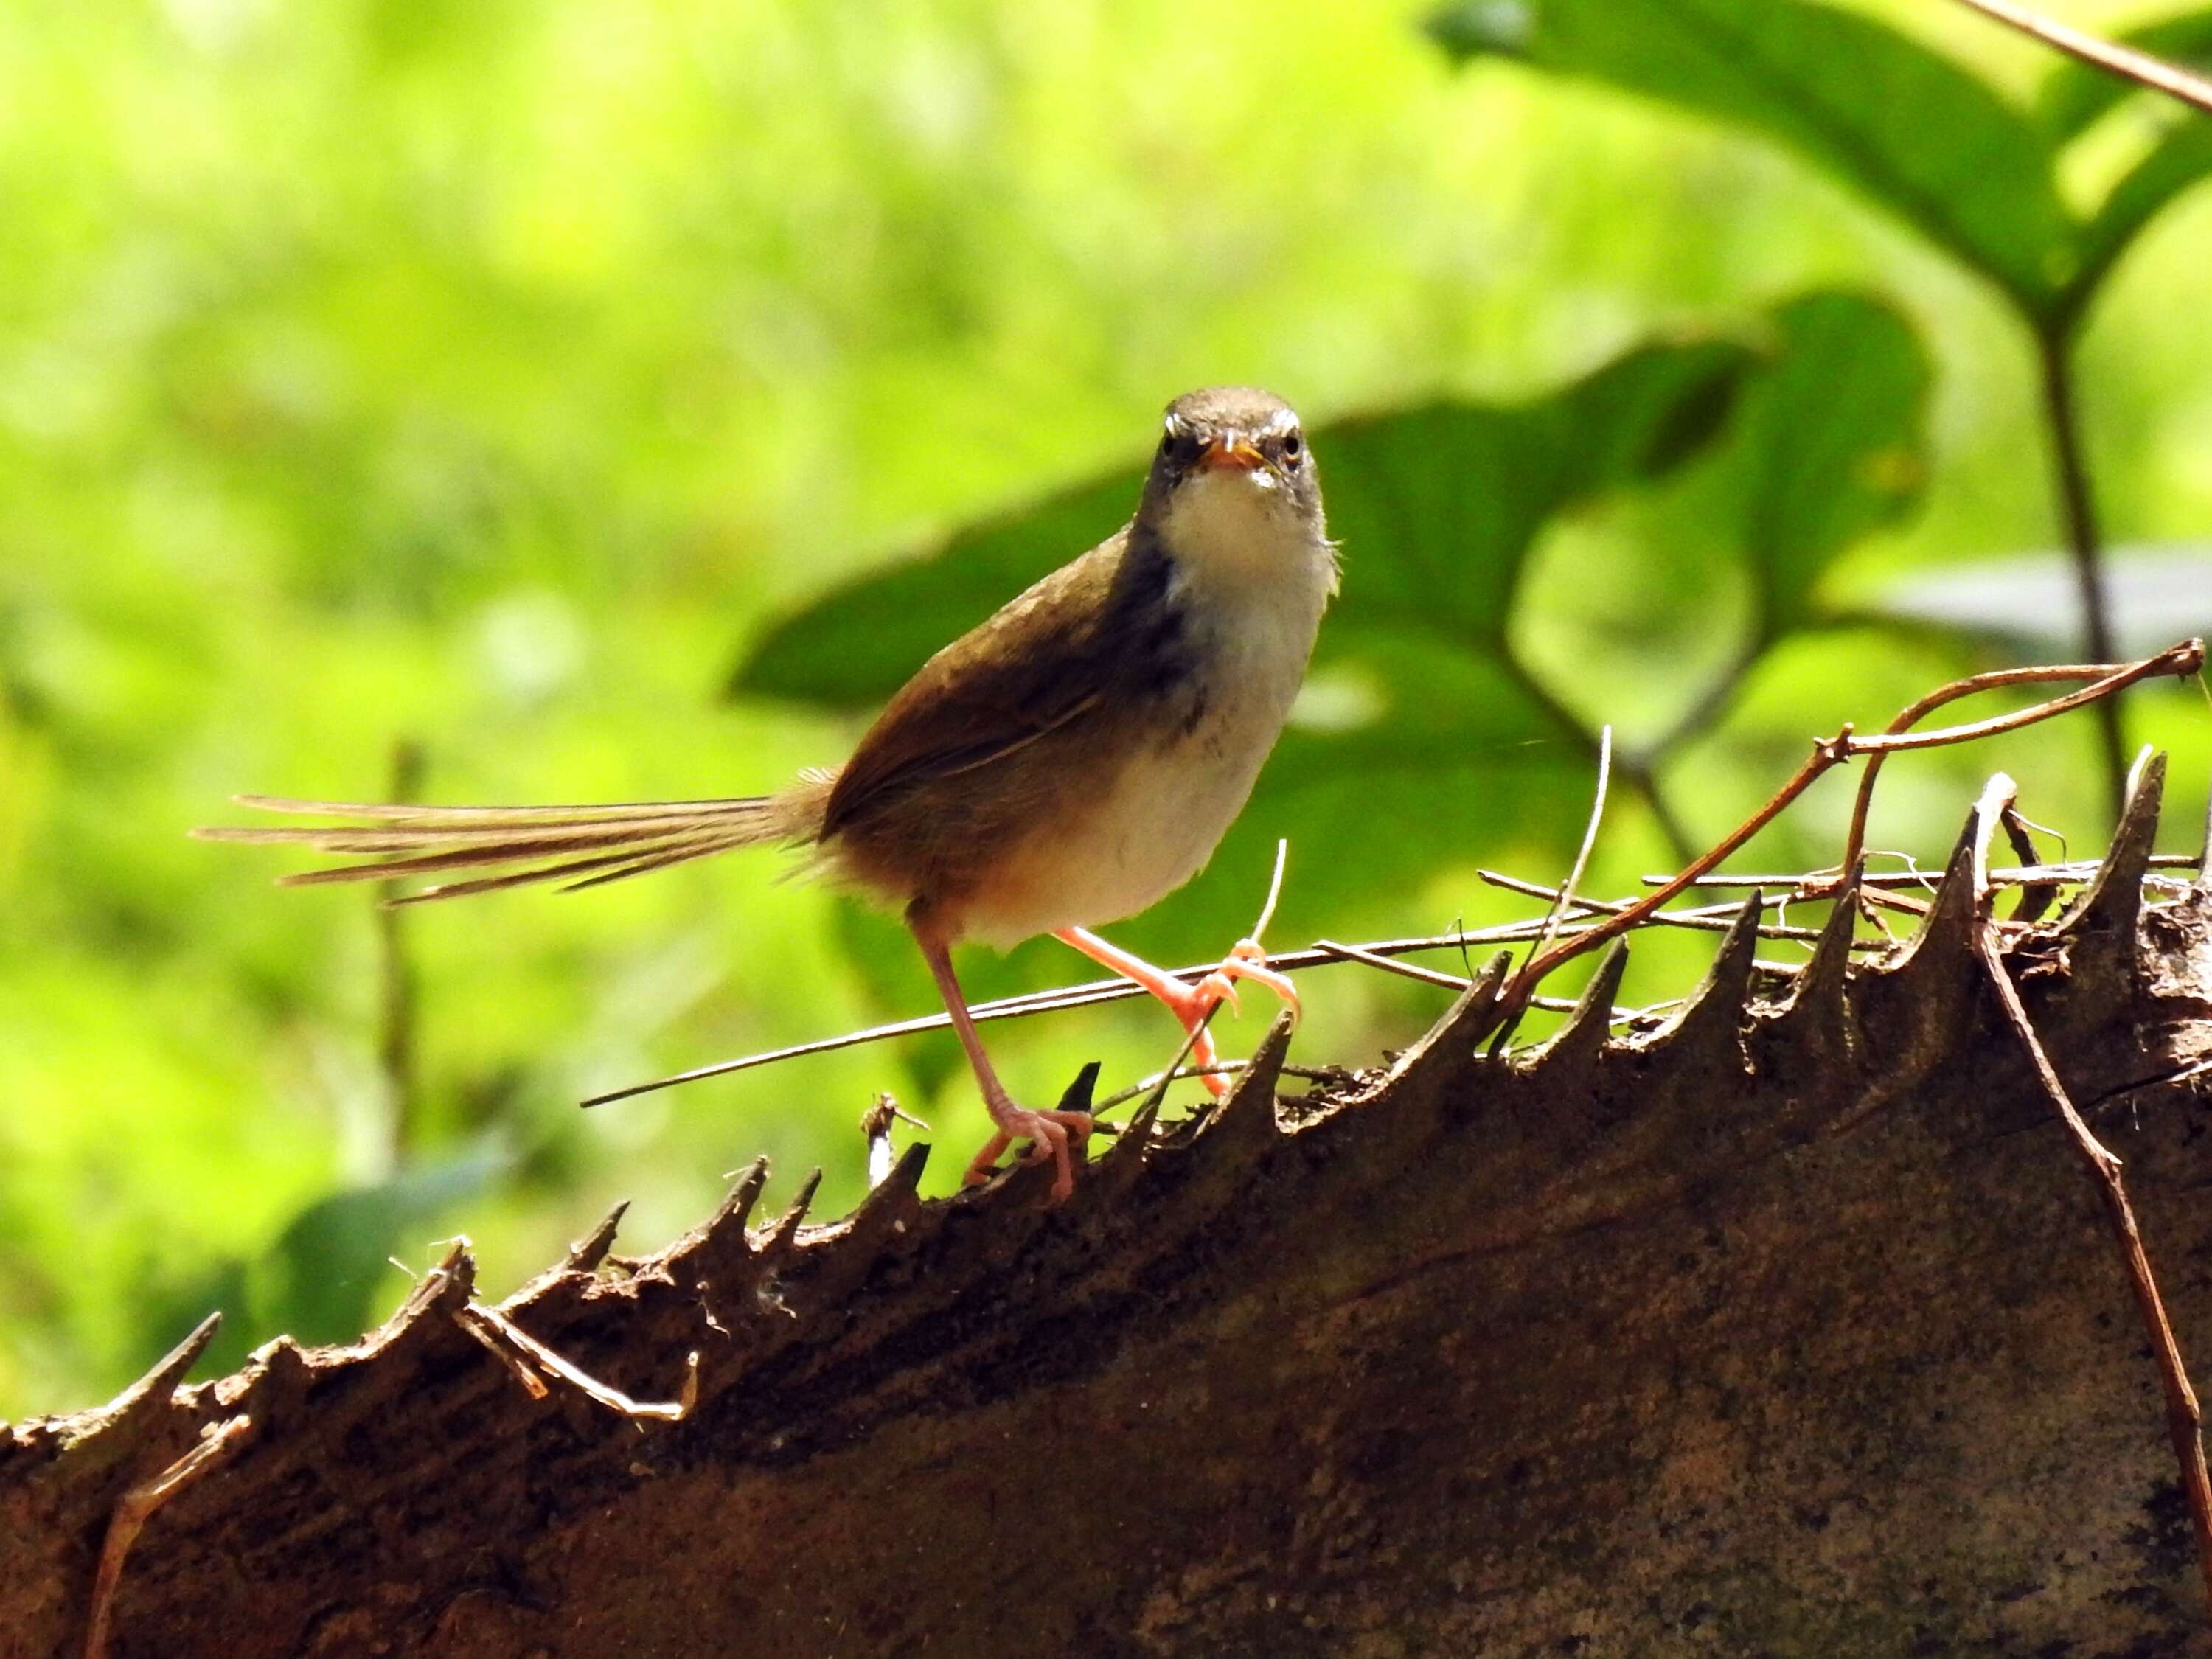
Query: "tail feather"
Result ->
[[273, 830, 712, 888], [233, 793, 754, 823], [196, 793, 791, 902], [559, 830, 773, 894], [389, 830, 763, 904]]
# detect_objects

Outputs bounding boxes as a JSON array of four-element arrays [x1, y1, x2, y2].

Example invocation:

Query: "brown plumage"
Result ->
[[200, 524, 1191, 919], [200, 386, 1335, 1201]]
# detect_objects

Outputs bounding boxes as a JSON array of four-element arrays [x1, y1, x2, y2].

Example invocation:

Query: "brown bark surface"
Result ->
[[8, 780, 2212, 1658]]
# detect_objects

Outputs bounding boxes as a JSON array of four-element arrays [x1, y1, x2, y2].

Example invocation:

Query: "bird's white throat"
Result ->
[[1157, 468, 1338, 609]]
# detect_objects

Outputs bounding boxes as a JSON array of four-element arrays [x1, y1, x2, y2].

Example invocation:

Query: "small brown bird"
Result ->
[[200, 387, 1338, 1201]]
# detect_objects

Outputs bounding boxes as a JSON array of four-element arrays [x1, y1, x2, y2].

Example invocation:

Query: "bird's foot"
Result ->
[[963, 1106, 1095, 1203], [1138, 978, 1236, 1098], [1150, 940, 1296, 1101], [1193, 936, 1301, 1026], [1048, 925, 1298, 1103]]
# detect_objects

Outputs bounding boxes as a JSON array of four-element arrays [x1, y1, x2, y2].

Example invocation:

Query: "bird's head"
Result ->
[[1139, 386, 1328, 588]]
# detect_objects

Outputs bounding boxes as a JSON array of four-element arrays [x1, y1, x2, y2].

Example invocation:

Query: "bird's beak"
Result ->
[[1196, 433, 1265, 473]]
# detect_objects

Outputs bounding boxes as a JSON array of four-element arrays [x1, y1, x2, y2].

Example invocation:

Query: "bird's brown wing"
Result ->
[[820, 532, 1130, 841]]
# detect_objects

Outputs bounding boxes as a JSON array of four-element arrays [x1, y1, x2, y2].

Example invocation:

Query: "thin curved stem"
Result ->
[[1499, 640, 2204, 1023], [2037, 331, 2129, 815], [1645, 639, 1764, 762], [1837, 659, 2133, 882], [1963, 771, 2212, 1618]]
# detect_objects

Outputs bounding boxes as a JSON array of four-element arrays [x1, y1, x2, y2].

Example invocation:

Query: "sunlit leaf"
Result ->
[[1321, 339, 1751, 650], [734, 470, 1145, 709], [1864, 543, 2212, 659], [2036, 10, 2212, 141], [1726, 292, 1931, 638], [2065, 122, 2212, 316], [1427, 0, 2075, 315], [249, 1153, 504, 1349]]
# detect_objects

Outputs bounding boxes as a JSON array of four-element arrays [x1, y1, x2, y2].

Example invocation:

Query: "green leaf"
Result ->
[[1863, 543, 2212, 659], [731, 336, 1755, 712], [2037, 10, 2212, 142], [1207, 689, 1596, 945], [1427, 0, 2076, 316], [1728, 292, 1932, 637], [1316, 338, 1751, 651], [249, 1154, 504, 1348], [2064, 122, 2212, 317], [734, 470, 1146, 709], [728, 332, 1754, 945]]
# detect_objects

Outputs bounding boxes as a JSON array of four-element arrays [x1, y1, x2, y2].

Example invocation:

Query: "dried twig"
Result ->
[[1490, 728, 1614, 1057], [1999, 801, 2060, 923], [1312, 939, 1474, 992], [456, 1301, 697, 1423], [455, 1308, 551, 1400], [582, 911, 1642, 1106], [1531, 723, 1611, 971], [1837, 661, 2160, 886], [1250, 837, 1290, 945], [1965, 771, 2212, 1617], [1135, 1018, 1218, 1124], [1498, 641, 2204, 1023], [1648, 857, 2198, 891], [86, 1415, 254, 1659], [1947, 0, 2212, 119], [1480, 872, 1832, 942], [1310, 939, 1677, 1016]]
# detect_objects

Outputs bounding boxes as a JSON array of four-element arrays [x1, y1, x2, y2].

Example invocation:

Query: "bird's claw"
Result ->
[[963, 1108, 1094, 1203], [1202, 936, 1301, 1026], [1197, 968, 1242, 1015]]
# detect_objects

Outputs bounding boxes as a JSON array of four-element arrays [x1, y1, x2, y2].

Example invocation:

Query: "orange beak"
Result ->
[[1196, 433, 1265, 473]]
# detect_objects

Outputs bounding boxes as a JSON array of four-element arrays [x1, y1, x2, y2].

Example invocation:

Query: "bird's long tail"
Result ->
[[194, 793, 802, 904]]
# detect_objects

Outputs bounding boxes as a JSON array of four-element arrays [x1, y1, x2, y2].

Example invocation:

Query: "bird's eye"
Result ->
[[1158, 433, 1175, 459], [1281, 432, 1303, 463]]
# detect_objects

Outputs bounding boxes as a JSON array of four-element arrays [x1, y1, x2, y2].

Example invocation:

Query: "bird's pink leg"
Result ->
[[913, 929, 1091, 1201], [1055, 927, 1301, 1100]]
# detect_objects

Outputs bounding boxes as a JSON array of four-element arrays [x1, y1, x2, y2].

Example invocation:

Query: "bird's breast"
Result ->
[[957, 564, 1327, 949]]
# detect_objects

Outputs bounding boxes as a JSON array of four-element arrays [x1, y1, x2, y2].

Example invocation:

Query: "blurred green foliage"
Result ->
[[2, 0, 2211, 1421]]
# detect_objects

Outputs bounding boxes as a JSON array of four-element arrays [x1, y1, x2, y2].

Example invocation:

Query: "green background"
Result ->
[[3, 0, 2210, 1419]]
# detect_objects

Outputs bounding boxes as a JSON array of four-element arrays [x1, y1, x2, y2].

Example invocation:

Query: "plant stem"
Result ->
[[1500, 639, 2202, 1018], [1946, 0, 2212, 119], [378, 738, 427, 1166], [1962, 770, 2212, 1619], [2035, 330, 2129, 815], [1497, 647, 1698, 866], [1837, 657, 2138, 882], [1646, 641, 1761, 762]]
